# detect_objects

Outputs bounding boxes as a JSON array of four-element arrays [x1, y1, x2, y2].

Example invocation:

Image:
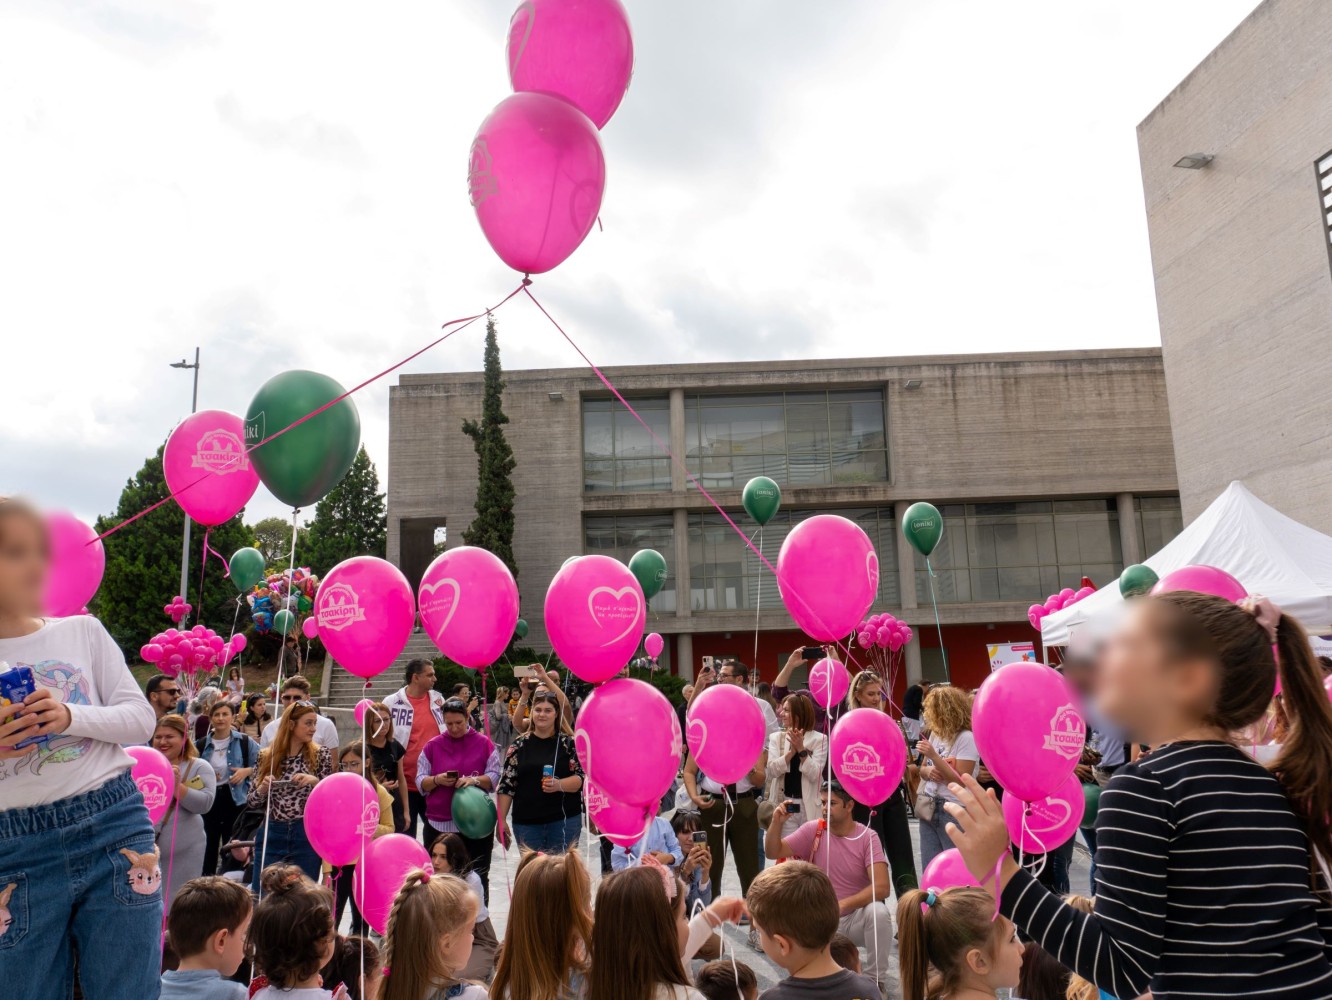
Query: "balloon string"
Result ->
[[751, 526, 762, 684], [195, 527, 213, 629], [522, 286, 873, 677], [923, 557, 950, 684], [91, 282, 528, 545], [159, 792, 183, 942]]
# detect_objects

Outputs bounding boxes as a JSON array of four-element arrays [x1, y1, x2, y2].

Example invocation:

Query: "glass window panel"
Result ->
[[583, 461, 614, 493], [584, 514, 675, 611], [582, 407, 613, 460], [581, 397, 670, 492], [1136, 496, 1184, 555]]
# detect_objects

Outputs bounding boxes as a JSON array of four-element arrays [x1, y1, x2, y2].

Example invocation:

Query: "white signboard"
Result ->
[[988, 641, 1040, 671]]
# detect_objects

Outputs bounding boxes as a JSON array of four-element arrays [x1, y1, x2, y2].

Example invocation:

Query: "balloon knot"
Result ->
[[521, 275, 533, 287]]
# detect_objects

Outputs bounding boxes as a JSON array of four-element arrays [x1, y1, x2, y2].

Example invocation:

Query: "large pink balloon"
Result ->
[[685, 684, 766, 786], [586, 779, 655, 848], [973, 662, 1085, 802], [162, 409, 260, 527], [352, 834, 430, 934], [419, 546, 520, 670], [126, 745, 175, 824], [776, 515, 878, 642], [314, 557, 415, 679], [1151, 564, 1247, 603], [808, 657, 850, 710], [305, 772, 380, 866], [831, 708, 907, 806], [42, 512, 105, 617], [507, 0, 634, 129], [1002, 773, 1086, 853], [576, 678, 680, 806], [469, 92, 605, 275], [545, 555, 646, 683], [921, 848, 980, 893]]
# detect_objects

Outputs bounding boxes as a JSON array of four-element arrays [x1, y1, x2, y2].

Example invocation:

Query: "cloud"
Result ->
[[215, 94, 370, 167]]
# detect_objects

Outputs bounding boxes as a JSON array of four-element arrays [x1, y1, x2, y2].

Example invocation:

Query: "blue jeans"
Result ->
[[251, 817, 321, 892], [1082, 824, 1099, 895], [513, 815, 582, 853], [918, 798, 957, 871], [0, 771, 163, 1000]]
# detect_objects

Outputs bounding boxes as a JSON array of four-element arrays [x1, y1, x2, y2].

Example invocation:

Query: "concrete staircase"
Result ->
[[323, 631, 438, 711]]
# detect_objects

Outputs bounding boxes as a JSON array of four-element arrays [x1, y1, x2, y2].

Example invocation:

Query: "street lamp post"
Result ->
[[170, 348, 201, 615]]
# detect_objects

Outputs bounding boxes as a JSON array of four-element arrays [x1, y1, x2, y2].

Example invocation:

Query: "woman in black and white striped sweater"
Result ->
[[944, 590, 1332, 1000]]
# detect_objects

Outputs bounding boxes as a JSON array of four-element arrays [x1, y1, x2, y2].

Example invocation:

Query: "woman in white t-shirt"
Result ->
[[0, 498, 160, 997], [225, 665, 244, 699], [914, 684, 978, 868]]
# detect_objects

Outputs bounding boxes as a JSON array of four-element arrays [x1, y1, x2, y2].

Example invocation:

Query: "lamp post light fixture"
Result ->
[[170, 348, 201, 617]]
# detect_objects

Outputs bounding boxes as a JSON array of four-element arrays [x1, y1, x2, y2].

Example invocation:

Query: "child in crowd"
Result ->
[[379, 868, 485, 1000], [160, 877, 253, 999], [489, 850, 593, 1000], [745, 861, 883, 1000], [431, 833, 499, 982], [694, 961, 759, 1000], [321, 936, 382, 1000], [897, 886, 1025, 1000], [828, 934, 860, 975], [248, 864, 346, 1000], [585, 866, 703, 1000], [0, 497, 162, 997], [944, 592, 1332, 1000]]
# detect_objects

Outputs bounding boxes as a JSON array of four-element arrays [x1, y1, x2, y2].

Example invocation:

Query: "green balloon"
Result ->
[[629, 549, 669, 599], [452, 785, 497, 839], [742, 477, 782, 526], [245, 370, 361, 509], [230, 547, 266, 593], [902, 502, 944, 557], [514, 618, 529, 640], [1080, 782, 1102, 829], [273, 608, 297, 636], [1119, 563, 1159, 598]]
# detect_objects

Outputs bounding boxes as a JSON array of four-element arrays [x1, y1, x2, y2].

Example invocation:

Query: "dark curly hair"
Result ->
[[247, 865, 335, 988]]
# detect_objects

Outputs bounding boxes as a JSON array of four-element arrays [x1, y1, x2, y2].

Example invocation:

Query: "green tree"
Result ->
[[461, 316, 518, 578], [251, 515, 296, 566], [303, 446, 387, 572], [92, 445, 252, 656]]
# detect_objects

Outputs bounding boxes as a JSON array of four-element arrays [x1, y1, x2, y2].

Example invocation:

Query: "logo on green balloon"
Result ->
[[244, 414, 264, 447]]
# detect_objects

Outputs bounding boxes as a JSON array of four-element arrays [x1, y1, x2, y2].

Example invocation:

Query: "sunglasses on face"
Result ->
[[158, 688, 181, 697]]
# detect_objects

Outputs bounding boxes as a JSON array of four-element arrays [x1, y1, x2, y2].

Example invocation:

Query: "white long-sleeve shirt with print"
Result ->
[[0, 616, 156, 808]]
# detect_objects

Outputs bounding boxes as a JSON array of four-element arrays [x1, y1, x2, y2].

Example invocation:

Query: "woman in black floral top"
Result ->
[[496, 691, 585, 853], [246, 701, 333, 888]]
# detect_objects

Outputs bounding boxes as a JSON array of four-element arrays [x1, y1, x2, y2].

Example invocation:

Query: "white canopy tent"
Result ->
[[1041, 481, 1332, 646]]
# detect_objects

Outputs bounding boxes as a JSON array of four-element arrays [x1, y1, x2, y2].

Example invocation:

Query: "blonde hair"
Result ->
[[898, 887, 1007, 1000], [491, 850, 592, 1000], [846, 669, 885, 713], [153, 714, 198, 761], [922, 685, 972, 741], [1064, 895, 1097, 1000], [379, 869, 478, 1000], [256, 702, 320, 780]]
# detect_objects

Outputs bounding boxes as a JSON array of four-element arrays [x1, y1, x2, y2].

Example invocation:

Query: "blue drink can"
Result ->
[[542, 764, 555, 779]]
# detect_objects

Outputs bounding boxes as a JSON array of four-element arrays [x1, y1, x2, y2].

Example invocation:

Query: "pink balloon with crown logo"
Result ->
[[43, 512, 105, 618], [776, 515, 878, 641], [126, 745, 175, 824], [586, 779, 655, 848], [305, 772, 379, 865], [546, 555, 646, 683], [1002, 772, 1085, 853], [973, 661, 1085, 802], [468, 92, 605, 275], [163, 410, 260, 526], [418, 546, 519, 670], [685, 684, 765, 785], [831, 708, 907, 806], [314, 557, 415, 679], [576, 678, 678, 806]]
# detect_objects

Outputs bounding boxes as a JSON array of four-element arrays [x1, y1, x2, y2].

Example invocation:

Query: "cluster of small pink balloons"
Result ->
[[140, 625, 246, 679], [163, 595, 191, 625], [1027, 585, 1096, 630], [469, 0, 633, 275], [856, 613, 913, 651]]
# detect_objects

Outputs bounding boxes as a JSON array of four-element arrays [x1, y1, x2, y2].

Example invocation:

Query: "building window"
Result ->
[[688, 507, 899, 613], [1318, 149, 1332, 278], [584, 514, 677, 612], [1136, 495, 1184, 556], [684, 389, 888, 490], [915, 500, 1122, 604], [582, 397, 672, 492]]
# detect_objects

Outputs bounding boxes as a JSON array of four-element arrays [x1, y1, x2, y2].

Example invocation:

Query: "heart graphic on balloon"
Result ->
[[686, 717, 708, 758], [419, 577, 461, 642], [866, 550, 880, 592], [507, 1, 536, 77], [587, 585, 641, 647], [1028, 796, 1072, 833]]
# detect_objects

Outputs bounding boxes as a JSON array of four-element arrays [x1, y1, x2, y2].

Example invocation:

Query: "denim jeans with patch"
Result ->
[[0, 771, 163, 1000]]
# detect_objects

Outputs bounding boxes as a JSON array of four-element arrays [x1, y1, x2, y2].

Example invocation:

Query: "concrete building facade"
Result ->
[[387, 349, 1179, 693], [1138, 0, 1332, 532]]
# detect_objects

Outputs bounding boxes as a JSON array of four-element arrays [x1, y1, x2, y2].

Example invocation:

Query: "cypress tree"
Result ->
[[461, 315, 518, 578]]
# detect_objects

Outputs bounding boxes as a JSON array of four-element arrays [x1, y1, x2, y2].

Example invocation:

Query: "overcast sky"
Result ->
[[0, 0, 1259, 525]]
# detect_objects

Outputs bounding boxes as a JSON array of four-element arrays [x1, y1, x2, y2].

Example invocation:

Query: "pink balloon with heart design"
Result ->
[[776, 515, 878, 642], [575, 678, 677, 807], [419, 546, 520, 670], [546, 555, 645, 683], [685, 683, 766, 785], [1002, 772, 1086, 853]]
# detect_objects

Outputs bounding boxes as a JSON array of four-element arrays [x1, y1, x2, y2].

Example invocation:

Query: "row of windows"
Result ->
[[583, 497, 1183, 611], [583, 389, 888, 493]]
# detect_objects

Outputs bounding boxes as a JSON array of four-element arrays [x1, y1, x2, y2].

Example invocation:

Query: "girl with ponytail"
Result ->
[[378, 869, 484, 1000], [944, 590, 1332, 1000], [895, 886, 1024, 1000], [248, 864, 344, 999]]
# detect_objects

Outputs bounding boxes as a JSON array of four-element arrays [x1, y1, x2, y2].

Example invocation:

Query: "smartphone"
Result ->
[[691, 830, 708, 844], [514, 664, 539, 679], [445, 770, 459, 780], [784, 802, 800, 814], [700, 656, 715, 672], [802, 646, 824, 661], [0, 663, 49, 750]]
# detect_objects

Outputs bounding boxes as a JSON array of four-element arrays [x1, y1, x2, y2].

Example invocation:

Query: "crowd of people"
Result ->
[[6, 492, 1332, 1000]]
